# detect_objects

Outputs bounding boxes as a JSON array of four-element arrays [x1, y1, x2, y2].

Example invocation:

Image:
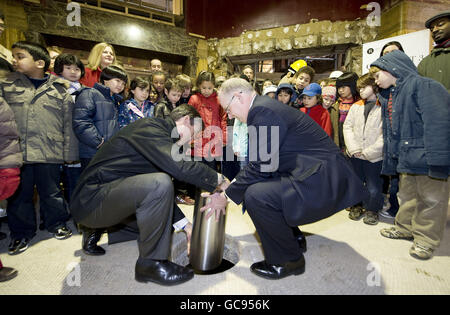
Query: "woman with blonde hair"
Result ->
[[80, 42, 117, 87]]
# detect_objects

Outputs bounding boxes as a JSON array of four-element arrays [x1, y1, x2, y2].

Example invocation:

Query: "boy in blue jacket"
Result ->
[[370, 50, 449, 260]]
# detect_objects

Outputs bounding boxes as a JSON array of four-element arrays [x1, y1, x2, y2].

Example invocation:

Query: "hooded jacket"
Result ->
[[275, 83, 298, 107], [371, 50, 449, 179]]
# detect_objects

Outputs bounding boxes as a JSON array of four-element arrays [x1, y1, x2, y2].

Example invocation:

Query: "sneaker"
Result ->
[[8, 238, 30, 255], [382, 195, 391, 211], [348, 206, 365, 220], [379, 209, 395, 219], [53, 226, 73, 240], [363, 211, 379, 225], [380, 227, 413, 240], [410, 243, 434, 260]]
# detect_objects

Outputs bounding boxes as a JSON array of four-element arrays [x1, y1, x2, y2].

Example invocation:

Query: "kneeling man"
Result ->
[[70, 105, 228, 286]]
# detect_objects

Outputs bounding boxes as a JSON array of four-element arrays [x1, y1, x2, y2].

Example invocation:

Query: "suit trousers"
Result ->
[[395, 174, 449, 249], [79, 173, 174, 260], [244, 177, 303, 264]]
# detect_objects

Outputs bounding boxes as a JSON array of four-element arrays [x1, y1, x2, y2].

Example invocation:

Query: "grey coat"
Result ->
[[0, 72, 78, 163], [0, 96, 22, 169]]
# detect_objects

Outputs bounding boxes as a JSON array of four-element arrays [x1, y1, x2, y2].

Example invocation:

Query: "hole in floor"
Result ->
[[170, 232, 240, 275]]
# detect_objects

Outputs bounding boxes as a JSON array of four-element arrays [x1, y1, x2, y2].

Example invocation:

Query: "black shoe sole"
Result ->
[[82, 248, 106, 256], [135, 272, 194, 286], [0, 269, 18, 282], [251, 265, 306, 280]]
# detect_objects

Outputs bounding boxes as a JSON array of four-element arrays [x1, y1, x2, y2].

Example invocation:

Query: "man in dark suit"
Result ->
[[207, 78, 367, 279], [70, 104, 228, 286]]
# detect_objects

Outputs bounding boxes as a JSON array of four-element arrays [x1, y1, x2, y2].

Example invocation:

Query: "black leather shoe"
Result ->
[[82, 229, 105, 256], [250, 255, 305, 280], [292, 228, 307, 253], [135, 259, 194, 286]]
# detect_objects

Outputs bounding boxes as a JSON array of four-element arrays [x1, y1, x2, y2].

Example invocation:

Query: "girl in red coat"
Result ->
[[300, 83, 332, 137], [188, 71, 227, 170]]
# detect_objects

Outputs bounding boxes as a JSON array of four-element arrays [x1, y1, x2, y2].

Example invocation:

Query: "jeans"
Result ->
[[7, 163, 70, 239], [350, 158, 384, 212]]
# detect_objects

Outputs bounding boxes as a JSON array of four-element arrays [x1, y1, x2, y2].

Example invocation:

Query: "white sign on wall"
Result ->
[[362, 29, 431, 74]]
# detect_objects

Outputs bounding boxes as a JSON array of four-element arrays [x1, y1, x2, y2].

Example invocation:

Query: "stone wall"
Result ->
[[22, 0, 199, 76]]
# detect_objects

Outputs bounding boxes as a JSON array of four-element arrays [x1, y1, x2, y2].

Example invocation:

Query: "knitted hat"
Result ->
[[425, 10, 450, 29], [336, 72, 359, 97], [322, 85, 337, 100], [262, 85, 278, 96]]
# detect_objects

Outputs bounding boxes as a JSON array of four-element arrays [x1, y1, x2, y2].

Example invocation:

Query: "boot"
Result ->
[[82, 228, 105, 256]]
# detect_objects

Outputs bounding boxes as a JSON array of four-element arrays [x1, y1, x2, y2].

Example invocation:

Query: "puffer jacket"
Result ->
[[343, 99, 383, 162], [72, 83, 122, 159], [0, 96, 22, 169], [0, 72, 78, 163], [371, 50, 449, 179]]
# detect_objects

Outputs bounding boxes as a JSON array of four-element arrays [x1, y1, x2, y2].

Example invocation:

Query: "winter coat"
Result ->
[[417, 44, 450, 92], [188, 91, 227, 158], [371, 50, 449, 179], [153, 95, 174, 120], [72, 83, 122, 159], [343, 99, 383, 162], [79, 67, 102, 88], [0, 72, 78, 163], [118, 98, 154, 129], [300, 104, 332, 137]]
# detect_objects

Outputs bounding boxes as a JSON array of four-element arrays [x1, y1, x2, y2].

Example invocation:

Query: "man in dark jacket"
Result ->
[[417, 11, 450, 92], [371, 50, 449, 260], [70, 104, 227, 286], [206, 78, 367, 280]]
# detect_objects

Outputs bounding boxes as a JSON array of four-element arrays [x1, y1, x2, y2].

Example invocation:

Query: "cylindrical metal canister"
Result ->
[[189, 189, 227, 271]]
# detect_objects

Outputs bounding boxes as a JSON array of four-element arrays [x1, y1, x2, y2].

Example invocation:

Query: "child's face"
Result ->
[[182, 87, 191, 98], [338, 86, 352, 99], [373, 70, 397, 89], [61, 64, 82, 82], [101, 46, 115, 68], [263, 80, 273, 90], [267, 92, 276, 99], [199, 81, 215, 98], [295, 73, 311, 90], [277, 91, 291, 104], [165, 88, 182, 105], [302, 95, 319, 108], [152, 75, 165, 93], [132, 85, 150, 103], [12, 47, 44, 78], [149, 87, 158, 103], [359, 85, 375, 100], [104, 78, 126, 95], [322, 95, 335, 109]]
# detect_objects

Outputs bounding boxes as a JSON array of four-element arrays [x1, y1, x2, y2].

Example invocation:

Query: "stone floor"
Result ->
[[0, 202, 449, 295]]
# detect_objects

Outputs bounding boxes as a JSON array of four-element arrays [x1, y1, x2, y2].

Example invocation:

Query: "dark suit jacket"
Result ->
[[70, 117, 218, 223], [225, 95, 367, 226]]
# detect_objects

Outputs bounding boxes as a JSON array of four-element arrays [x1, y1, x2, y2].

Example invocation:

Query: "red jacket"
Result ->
[[300, 104, 332, 137], [79, 67, 102, 88], [188, 92, 227, 158]]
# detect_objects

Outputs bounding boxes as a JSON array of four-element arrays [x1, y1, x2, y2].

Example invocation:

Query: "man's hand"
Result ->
[[183, 222, 193, 256], [200, 192, 228, 221]]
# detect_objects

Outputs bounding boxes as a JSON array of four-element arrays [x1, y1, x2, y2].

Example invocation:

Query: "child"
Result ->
[[72, 65, 127, 256], [176, 74, 193, 105], [118, 76, 154, 129], [372, 50, 449, 260], [80, 42, 117, 87], [262, 85, 277, 99], [150, 70, 166, 103], [73, 65, 127, 170], [322, 85, 339, 146], [0, 96, 21, 281], [1, 41, 78, 255], [343, 73, 384, 225], [276, 83, 297, 106], [148, 83, 158, 104], [53, 53, 85, 203], [336, 72, 359, 153], [188, 71, 227, 170], [153, 78, 183, 119], [291, 66, 315, 108], [300, 83, 332, 137]]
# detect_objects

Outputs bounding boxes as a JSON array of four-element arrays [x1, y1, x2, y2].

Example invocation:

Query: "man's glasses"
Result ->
[[224, 91, 242, 113]]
